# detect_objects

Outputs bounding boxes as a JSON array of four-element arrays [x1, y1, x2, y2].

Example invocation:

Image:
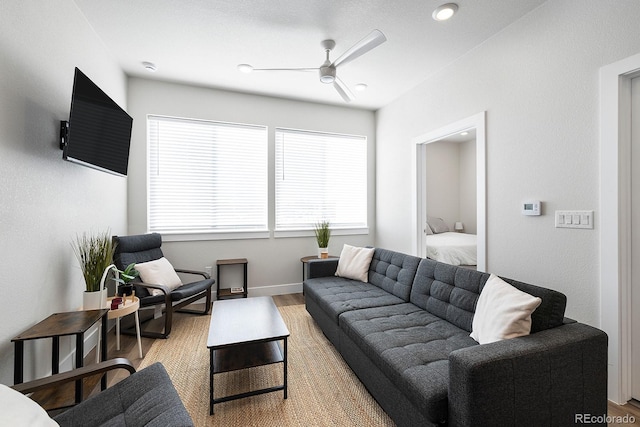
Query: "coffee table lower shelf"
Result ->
[[209, 339, 288, 414]]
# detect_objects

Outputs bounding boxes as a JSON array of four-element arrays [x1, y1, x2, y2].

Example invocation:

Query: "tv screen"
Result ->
[[63, 67, 133, 176]]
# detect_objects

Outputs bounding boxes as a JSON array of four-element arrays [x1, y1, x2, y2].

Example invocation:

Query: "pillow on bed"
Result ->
[[427, 216, 450, 234], [425, 223, 434, 235]]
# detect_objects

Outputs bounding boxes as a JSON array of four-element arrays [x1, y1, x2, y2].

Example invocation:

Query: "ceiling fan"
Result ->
[[238, 29, 387, 102]]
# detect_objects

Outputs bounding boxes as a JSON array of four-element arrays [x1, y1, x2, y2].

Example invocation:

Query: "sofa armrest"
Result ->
[[307, 258, 339, 279], [448, 322, 608, 427]]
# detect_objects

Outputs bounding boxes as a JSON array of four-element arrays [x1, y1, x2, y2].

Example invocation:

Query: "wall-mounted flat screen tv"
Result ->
[[62, 67, 133, 176]]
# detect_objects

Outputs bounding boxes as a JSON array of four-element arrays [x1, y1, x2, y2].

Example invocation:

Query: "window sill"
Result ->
[[158, 230, 270, 242], [273, 227, 369, 239]]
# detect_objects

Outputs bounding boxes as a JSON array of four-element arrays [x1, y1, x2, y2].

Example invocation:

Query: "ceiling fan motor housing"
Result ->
[[319, 65, 336, 83]]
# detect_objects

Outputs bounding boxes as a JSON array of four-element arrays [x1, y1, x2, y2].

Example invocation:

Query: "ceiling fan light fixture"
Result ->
[[432, 3, 458, 21], [319, 66, 336, 84], [237, 64, 254, 73], [354, 83, 368, 91], [142, 61, 157, 72]]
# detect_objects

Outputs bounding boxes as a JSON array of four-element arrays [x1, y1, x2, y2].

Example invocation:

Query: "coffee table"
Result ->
[[207, 296, 290, 414]]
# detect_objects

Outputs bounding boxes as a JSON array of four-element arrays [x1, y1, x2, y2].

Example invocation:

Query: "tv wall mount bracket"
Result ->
[[60, 120, 69, 150]]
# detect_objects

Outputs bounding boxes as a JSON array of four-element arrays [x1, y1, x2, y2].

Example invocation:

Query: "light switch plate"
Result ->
[[555, 210, 594, 229]]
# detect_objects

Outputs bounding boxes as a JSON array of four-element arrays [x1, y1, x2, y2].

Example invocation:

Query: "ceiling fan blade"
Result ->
[[333, 77, 355, 102], [332, 29, 387, 68], [252, 67, 318, 72]]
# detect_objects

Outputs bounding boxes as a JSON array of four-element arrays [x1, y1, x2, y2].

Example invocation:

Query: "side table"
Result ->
[[12, 309, 109, 403], [103, 296, 143, 359], [216, 258, 248, 300]]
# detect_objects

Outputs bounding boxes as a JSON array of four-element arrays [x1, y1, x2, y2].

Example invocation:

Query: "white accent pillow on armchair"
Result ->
[[135, 257, 183, 296]]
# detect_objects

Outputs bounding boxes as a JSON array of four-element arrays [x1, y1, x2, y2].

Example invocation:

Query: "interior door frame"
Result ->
[[412, 111, 486, 272], [600, 52, 640, 404]]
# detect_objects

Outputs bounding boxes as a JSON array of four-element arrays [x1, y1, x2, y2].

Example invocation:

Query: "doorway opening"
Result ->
[[412, 112, 486, 272]]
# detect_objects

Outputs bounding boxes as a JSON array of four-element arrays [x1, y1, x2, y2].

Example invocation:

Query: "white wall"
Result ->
[[127, 78, 376, 294], [425, 141, 460, 228], [375, 0, 640, 326], [0, 2, 128, 384], [425, 140, 476, 233]]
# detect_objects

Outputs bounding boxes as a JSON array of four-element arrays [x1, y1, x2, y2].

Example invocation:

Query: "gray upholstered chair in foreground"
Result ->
[[113, 233, 214, 339], [9, 359, 193, 426]]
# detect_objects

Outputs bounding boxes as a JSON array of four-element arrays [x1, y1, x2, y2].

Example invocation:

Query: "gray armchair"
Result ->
[[11, 359, 193, 426], [113, 233, 214, 339]]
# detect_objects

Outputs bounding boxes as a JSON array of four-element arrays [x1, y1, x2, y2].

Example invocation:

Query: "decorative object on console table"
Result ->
[[71, 229, 116, 310], [216, 258, 248, 300], [314, 220, 331, 258], [454, 222, 464, 233]]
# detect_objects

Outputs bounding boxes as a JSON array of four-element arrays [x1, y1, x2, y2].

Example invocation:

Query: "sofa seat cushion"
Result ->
[[340, 303, 477, 423], [304, 276, 405, 323]]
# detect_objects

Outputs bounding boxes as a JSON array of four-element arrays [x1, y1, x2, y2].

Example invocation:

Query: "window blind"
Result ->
[[148, 115, 267, 234], [275, 128, 367, 231]]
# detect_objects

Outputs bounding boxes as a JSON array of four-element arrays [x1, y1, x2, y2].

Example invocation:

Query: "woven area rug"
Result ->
[[138, 303, 395, 427]]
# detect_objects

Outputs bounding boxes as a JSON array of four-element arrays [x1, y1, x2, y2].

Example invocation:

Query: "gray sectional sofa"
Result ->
[[303, 248, 607, 427]]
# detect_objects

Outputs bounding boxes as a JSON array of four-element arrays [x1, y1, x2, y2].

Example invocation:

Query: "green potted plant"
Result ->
[[71, 229, 115, 309], [113, 263, 139, 296], [314, 220, 331, 259]]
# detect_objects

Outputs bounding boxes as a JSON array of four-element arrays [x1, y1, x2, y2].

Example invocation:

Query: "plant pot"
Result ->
[[318, 247, 329, 259], [117, 284, 134, 297], [83, 288, 107, 310]]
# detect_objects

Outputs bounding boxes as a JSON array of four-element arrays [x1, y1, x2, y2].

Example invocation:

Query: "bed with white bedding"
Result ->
[[426, 232, 477, 266]]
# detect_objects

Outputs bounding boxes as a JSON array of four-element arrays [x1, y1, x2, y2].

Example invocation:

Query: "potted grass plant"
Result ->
[[314, 220, 331, 259], [72, 229, 115, 309]]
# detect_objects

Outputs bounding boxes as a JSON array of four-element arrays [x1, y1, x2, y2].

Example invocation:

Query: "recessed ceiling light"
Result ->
[[432, 3, 458, 21], [237, 64, 254, 73], [142, 61, 157, 72], [460, 131, 469, 136], [354, 83, 368, 92]]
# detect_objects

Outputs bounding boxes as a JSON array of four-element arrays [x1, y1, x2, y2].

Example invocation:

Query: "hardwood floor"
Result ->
[[31, 293, 640, 425]]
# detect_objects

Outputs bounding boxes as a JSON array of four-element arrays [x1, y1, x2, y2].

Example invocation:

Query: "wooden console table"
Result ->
[[12, 309, 109, 403]]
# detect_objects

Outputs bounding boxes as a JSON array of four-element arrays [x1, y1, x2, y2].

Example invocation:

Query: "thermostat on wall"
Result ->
[[522, 201, 541, 216]]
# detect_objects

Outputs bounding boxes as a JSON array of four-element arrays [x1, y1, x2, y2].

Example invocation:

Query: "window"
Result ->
[[275, 128, 367, 232], [147, 115, 267, 236]]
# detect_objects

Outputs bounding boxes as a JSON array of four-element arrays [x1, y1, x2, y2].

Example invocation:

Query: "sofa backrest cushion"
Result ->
[[368, 248, 421, 301], [410, 259, 567, 333]]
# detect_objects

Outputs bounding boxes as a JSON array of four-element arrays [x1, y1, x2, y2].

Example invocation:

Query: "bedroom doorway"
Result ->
[[412, 112, 486, 272], [631, 75, 640, 401]]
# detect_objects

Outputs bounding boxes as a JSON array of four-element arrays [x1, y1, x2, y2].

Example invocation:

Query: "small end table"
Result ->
[[216, 258, 248, 300], [12, 309, 109, 403], [103, 296, 143, 359]]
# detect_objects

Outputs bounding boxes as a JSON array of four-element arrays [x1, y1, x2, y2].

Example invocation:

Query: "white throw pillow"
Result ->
[[0, 384, 59, 426], [335, 244, 375, 282], [135, 257, 183, 296], [470, 274, 542, 344]]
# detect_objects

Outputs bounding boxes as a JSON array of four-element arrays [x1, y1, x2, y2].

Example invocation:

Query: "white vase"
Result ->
[[318, 247, 329, 259], [83, 288, 107, 310]]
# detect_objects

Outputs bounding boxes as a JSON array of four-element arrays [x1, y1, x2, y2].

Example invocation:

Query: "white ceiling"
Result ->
[[73, 0, 546, 110]]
